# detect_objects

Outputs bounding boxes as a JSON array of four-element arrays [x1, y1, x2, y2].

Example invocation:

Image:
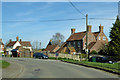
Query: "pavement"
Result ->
[[2, 57, 119, 78]]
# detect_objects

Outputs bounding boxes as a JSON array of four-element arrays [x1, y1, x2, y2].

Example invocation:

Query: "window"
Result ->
[[99, 37, 101, 40], [78, 42, 80, 47], [103, 36, 106, 40], [73, 42, 75, 47], [68, 42, 71, 46]]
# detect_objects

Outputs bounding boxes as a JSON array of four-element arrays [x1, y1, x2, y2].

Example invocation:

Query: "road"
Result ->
[[2, 57, 119, 78]]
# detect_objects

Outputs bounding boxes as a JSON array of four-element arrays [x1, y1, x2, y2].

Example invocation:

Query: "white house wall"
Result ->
[[0, 45, 4, 53], [23, 46, 32, 51], [13, 41, 21, 49], [6, 48, 12, 55]]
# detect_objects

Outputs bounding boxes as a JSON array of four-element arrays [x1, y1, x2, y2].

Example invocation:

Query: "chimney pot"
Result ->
[[20, 39, 22, 41], [50, 40, 52, 42], [16, 36, 19, 41], [71, 28, 76, 34], [87, 25, 92, 32]]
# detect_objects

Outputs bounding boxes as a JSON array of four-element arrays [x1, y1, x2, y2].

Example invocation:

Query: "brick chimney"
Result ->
[[16, 36, 19, 41], [87, 25, 92, 32], [20, 39, 22, 42], [48, 40, 52, 45], [99, 24, 103, 33], [59, 40, 61, 43], [71, 28, 76, 34]]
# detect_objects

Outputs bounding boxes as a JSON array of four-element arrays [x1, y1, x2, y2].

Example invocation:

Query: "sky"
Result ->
[[2, 2, 118, 48]]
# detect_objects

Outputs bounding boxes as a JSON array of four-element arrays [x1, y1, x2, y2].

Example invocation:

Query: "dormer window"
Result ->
[[99, 37, 101, 40], [103, 36, 106, 40]]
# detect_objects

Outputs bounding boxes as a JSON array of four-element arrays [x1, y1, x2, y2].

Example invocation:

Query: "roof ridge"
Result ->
[[75, 31, 86, 34]]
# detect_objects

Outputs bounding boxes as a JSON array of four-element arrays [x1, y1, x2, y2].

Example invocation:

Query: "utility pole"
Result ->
[[86, 14, 88, 61]]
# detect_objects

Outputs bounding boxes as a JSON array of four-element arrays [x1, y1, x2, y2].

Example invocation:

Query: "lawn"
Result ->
[[0, 60, 10, 68]]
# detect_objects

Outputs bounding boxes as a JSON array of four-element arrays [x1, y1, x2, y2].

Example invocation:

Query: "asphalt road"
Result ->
[[2, 57, 119, 78]]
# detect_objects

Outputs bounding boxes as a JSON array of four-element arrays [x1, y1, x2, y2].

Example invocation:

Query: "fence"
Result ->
[[48, 53, 86, 61]]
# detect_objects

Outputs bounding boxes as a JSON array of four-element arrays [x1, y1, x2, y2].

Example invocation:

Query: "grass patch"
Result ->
[[0, 60, 10, 68]]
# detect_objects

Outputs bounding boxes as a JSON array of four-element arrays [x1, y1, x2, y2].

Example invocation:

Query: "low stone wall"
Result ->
[[48, 53, 85, 61]]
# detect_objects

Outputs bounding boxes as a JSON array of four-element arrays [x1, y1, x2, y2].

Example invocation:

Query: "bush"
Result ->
[[90, 50, 98, 54], [81, 53, 86, 58]]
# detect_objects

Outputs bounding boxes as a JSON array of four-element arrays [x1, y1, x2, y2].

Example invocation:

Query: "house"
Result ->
[[6, 36, 32, 57], [0, 39, 4, 53], [58, 24, 108, 54], [44, 40, 60, 53], [57, 42, 76, 54]]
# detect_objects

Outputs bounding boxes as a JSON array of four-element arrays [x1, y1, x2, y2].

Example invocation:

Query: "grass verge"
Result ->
[[48, 57, 120, 74], [0, 60, 10, 68]]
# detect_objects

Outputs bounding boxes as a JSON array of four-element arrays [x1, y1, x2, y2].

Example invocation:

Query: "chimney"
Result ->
[[20, 39, 22, 42], [59, 40, 61, 43], [9, 39, 12, 42], [99, 24, 103, 33], [16, 36, 19, 41], [71, 28, 76, 34], [87, 25, 92, 32], [50, 40, 52, 42], [48, 40, 52, 45]]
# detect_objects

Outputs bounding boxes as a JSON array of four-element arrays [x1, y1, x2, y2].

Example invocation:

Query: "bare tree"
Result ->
[[51, 33, 65, 45], [32, 40, 41, 50]]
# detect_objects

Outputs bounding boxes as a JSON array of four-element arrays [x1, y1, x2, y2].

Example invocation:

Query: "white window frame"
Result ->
[[99, 37, 101, 40], [103, 36, 106, 40]]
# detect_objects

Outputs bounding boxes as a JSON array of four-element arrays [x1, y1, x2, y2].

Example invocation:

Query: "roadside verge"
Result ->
[[48, 57, 120, 75], [2, 60, 24, 78], [61, 60, 120, 75]]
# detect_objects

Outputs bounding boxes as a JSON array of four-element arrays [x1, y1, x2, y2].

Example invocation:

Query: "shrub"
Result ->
[[90, 50, 98, 54]]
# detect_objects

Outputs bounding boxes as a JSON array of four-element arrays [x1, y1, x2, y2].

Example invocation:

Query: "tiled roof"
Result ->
[[88, 42, 96, 50], [67, 31, 100, 41], [6, 41, 16, 47], [93, 32, 100, 38], [57, 47, 67, 53], [67, 31, 86, 41], [60, 42, 66, 48], [19, 41, 32, 46], [44, 44, 59, 52], [89, 41, 108, 52], [6, 41, 32, 47]]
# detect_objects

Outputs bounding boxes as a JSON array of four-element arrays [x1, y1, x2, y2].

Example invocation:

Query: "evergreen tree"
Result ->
[[109, 16, 120, 60]]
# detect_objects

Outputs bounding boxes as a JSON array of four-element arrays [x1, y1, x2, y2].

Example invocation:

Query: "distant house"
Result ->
[[0, 39, 4, 53], [44, 40, 60, 53], [6, 36, 32, 57], [58, 24, 108, 54]]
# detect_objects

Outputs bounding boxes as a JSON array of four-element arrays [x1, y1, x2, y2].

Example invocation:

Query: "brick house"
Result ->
[[6, 36, 32, 57], [0, 39, 4, 53], [44, 40, 60, 53], [58, 24, 108, 54]]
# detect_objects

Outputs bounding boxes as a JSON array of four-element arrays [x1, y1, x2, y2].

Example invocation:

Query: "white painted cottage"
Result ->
[[6, 36, 32, 55]]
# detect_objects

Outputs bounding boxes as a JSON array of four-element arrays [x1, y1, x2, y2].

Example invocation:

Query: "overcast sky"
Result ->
[[2, 2, 118, 48]]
